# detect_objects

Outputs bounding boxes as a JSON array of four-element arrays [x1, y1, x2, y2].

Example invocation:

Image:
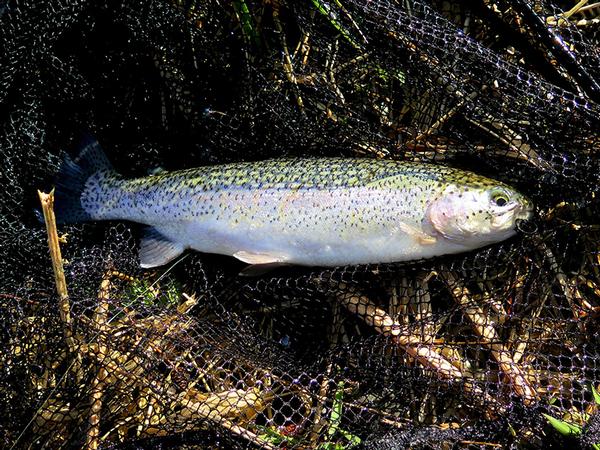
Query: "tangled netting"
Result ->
[[2, 0, 600, 448]]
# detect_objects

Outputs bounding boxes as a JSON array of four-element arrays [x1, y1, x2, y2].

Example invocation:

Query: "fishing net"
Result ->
[[2, 0, 600, 448]]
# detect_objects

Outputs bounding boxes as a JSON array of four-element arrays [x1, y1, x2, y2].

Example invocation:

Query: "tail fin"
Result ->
[[54, 135, 114, 224]]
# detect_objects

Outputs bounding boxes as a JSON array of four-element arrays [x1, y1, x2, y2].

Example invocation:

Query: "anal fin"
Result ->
[[233, 250, 286, 265], [140, 227, 186, 268], [233, 250, 287, 277]]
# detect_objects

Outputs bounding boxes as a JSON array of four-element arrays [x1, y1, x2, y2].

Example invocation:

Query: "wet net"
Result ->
[[2, 0, 600, 448]]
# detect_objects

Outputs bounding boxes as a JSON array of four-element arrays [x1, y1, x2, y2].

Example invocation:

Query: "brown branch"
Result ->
[[38, 190, 71, 328], [334, 281, 464, 379], [38, 189, 82, 380], [442, 272, 538, 405], [332, 281, 504, 415], [85, 270, 112, 450]]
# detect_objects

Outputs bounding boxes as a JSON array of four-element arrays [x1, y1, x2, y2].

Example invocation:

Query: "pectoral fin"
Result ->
[[139, 227, 186, 268], [397, 222, 437, 245]]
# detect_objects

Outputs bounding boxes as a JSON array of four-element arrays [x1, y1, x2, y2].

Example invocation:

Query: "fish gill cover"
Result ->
[[1, 0, 600, 448]]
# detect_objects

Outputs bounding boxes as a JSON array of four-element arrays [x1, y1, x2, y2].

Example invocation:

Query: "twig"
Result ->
[[460, 441, 503, 448], [569, 17, 600, 26], [81, 337, 276, 447], [330, 281, 505, 415], [578, 1, 600, 13], [333, 282, 463, 378], [442, 272, 538, 405], [85, 270, 112, 450], [537, 240, 586, 327], [408, 90, 481, 144], [463, 116, 553, 172], [546, 0, 589, 26], [12, 260, 187, 449], [309, 364, 333, 445], [38, 191, 72, 336], [326, 39, 346, 104], [292, 29, 311, 66], [272, 2, 304, 109], [562, 0, 589, 17], [38, 190, 82, 379]]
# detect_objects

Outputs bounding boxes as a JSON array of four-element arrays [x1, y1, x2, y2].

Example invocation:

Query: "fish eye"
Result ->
[[491, 190, 510, 207]]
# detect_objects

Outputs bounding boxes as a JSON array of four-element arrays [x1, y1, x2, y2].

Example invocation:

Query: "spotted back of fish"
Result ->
[[120, 157, 500, 193]]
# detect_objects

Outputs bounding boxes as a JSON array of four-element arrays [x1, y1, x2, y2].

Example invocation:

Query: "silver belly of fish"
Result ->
[[148, 188, 471, 268]]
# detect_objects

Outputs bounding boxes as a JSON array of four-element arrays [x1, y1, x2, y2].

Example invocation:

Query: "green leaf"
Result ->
[[232, 0, 260, 48], [543, 413, 582, 436], [256, 425, 300, 446], [310, 0, 360, 49], [592, 384, 600, 405], [317, 443, 345, 450], [328, 381, 344, 437], [339, 428, 362, 446]]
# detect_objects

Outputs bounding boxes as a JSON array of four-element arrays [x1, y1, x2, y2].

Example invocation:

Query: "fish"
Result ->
[[52, 137, 533, 273]]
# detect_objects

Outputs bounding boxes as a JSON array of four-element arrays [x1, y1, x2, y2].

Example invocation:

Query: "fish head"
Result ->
[[425, 182, 533, 246]]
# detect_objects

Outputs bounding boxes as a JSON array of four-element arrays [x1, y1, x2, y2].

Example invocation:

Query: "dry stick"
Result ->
[[85, 271, 112, 450], [327, 39, 346, 104], [332, 282, 504, 414], [388, 29, 551, 172], [292, 30, 311, 64], [463, 116, 552, 172], [562, 0, 589, 17], [12, 259, 187, 449], [569, 16, 600, 26], [408, 89, 481, 144], [577, 1, 600, 13], [272, 3, 304, 109], [442, 272, 538, 406], [536, 240, 586, 329], [335, 282, 462, 378], [547, 0, 589, 25], [309, 363, 333, 446], [91, 351, 278, 450], [38, 189, 83, 381]]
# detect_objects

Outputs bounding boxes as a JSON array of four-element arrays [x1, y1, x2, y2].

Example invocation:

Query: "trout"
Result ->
[[53, 137, 533, 272]]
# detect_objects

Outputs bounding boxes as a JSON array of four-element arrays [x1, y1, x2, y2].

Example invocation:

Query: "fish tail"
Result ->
[[53, 135, 116, 224]]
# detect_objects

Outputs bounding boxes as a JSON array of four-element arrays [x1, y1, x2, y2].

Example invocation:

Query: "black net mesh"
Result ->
[[2, 0, 600, 448]]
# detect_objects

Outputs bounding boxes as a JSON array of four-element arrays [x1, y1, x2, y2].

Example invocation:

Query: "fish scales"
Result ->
[[88, 158, 487, 221], [54, 138, 533, 270]]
